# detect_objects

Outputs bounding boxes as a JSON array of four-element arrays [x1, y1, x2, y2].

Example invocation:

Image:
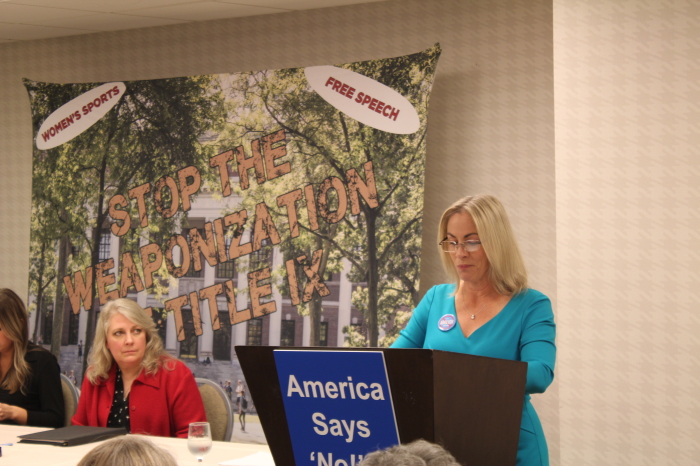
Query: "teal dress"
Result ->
[[391, 284, 556, 466]]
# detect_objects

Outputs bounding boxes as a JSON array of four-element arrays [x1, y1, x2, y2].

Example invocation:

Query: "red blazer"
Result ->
[[72, 358, 206, 438]]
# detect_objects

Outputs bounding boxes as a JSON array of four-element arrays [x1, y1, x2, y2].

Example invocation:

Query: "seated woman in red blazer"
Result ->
[[72, 299, 206, 438]]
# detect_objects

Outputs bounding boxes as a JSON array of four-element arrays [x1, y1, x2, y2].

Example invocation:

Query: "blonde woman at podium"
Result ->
[[391, 195, 556, 466], [72, 298, 206, 437]]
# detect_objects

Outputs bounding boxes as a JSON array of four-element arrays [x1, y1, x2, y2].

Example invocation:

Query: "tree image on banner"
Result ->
[[25, 77, 226, 373], [217, 46, 440, 346]]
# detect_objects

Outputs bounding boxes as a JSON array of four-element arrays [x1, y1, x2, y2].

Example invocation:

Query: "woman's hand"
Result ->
[[0, 402, 13, 421], [0, 402, 28, 425]]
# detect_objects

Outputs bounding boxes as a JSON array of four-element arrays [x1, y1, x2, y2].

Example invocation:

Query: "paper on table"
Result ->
[[219, 451, 275, 466]]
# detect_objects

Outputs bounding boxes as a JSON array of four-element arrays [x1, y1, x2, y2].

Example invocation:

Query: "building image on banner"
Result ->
[[23, 44, 441, 408]]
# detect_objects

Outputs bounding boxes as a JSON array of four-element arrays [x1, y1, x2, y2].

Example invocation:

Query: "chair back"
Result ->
[[60, 373, 80, 427], [196, 377, 234, 442]]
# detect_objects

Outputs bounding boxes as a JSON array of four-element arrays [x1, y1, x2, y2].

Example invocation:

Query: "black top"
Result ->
[[0, 343, 65, 428], [106, 368, 131, 432]]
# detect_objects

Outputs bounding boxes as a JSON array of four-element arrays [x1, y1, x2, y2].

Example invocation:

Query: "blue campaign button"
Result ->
[[438, 314, 456, 331]]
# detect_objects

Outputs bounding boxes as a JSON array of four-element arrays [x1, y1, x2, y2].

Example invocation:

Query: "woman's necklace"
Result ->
[[461, 286, 488, 320], [467, 302, 487, 320]]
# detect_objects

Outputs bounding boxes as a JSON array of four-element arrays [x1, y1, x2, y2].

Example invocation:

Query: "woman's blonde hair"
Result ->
[[87, 298, 173, 384], [0, 289, 31, 394], [77, 435, 177, 466], [438, 195, 528, 295]]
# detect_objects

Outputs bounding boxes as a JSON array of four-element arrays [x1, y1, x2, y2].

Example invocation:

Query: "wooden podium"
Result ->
[[235, 346, 526, 466]]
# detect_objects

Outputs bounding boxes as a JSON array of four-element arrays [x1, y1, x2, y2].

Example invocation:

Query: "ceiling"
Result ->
[[0, 0, 385, 44]]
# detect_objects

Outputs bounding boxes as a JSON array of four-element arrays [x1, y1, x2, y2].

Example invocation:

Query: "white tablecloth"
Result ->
[[0, 425, 273, 466]]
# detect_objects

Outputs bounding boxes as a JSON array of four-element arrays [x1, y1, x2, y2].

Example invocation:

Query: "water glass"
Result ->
[[188, 422, 212, 463]]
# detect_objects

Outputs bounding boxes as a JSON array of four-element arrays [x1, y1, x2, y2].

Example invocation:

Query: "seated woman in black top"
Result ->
[[0, 288, 64, 428]]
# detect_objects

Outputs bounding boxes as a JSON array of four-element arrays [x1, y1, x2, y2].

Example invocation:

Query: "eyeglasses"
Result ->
[[439, 240, 482, 253]]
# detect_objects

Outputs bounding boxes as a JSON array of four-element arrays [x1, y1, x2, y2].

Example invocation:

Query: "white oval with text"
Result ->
[[305, 66, 420, 134], [36, 82, 126, 150]]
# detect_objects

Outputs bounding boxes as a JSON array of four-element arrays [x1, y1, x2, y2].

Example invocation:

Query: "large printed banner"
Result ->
[[24, 44, 441, 353]]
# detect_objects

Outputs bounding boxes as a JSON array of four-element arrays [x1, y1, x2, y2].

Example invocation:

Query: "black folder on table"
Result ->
[[18, 426, 127, 446]]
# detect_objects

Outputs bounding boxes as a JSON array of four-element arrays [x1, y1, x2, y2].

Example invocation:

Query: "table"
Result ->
[[0, 425, 273, 466]]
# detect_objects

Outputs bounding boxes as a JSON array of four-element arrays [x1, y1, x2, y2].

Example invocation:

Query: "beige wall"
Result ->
[[5, 0, 697, 464], [554, 0, 700, 464]]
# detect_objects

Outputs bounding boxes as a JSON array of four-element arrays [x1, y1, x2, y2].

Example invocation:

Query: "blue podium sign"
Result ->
[[274, 350, 400, 466]]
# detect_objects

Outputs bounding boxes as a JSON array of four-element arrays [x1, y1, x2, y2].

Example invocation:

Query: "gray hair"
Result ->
[[359, 439, 461, 466], [77, 436, 177, 466]]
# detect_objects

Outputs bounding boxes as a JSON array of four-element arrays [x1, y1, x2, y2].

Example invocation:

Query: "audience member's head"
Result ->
[[77, 436, 177, 466], [87, 298, 168, 384], [0, 288, 30, 393], [359, 439, 460, 466]]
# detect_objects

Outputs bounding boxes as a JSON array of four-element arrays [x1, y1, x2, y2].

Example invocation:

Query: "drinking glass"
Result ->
[[188, 422, 212, 463]]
